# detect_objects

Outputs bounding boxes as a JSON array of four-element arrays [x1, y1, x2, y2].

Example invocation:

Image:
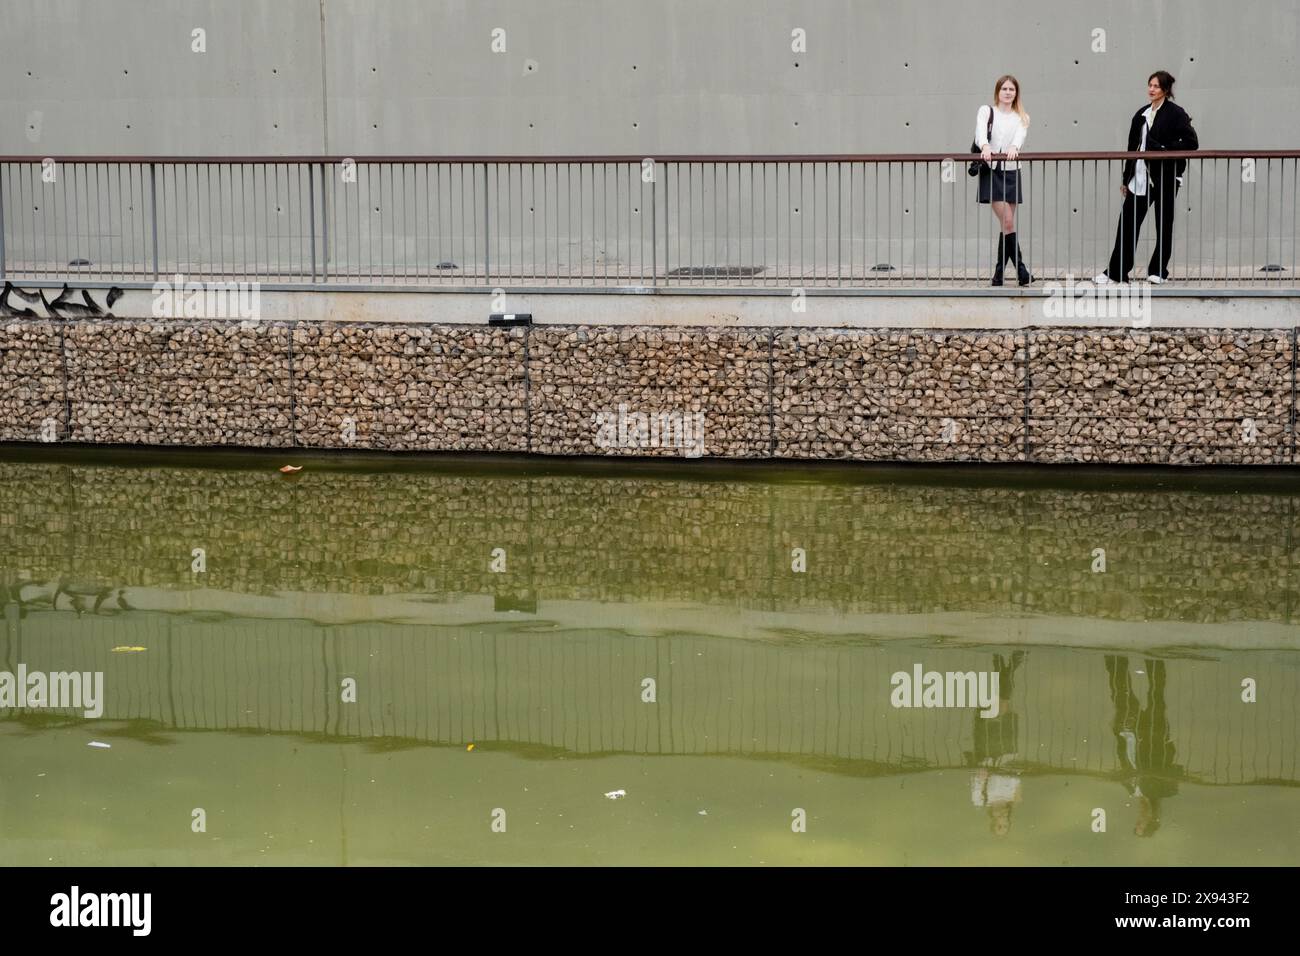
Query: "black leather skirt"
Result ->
[[977, 167, 1023, 204]]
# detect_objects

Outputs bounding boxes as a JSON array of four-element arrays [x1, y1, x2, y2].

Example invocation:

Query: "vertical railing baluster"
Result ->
[[308, 161, 317, 283], [0, 163, 6, 281], [837, 161, 843, 287], [321, 162, 330, 281], [149, 162, 159, 280], [651, 167, 657, 288]]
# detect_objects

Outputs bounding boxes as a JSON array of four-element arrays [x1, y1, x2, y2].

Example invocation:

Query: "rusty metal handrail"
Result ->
[[2, 150, 1298, 164]]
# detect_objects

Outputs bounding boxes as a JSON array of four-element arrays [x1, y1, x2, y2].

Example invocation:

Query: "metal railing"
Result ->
[[1, 151, 1297, 290]]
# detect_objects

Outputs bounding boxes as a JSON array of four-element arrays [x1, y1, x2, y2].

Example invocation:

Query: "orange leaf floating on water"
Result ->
[[279, 465, 303, 474]]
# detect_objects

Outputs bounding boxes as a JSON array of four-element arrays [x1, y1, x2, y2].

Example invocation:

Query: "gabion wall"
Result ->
[[1, 319, 1294, 464]]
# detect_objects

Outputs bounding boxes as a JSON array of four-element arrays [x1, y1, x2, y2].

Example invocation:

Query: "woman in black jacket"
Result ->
[[1096, 71, 1199, 284]]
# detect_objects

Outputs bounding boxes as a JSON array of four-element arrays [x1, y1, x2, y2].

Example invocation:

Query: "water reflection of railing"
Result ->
[[4, 608, 1295, 787]]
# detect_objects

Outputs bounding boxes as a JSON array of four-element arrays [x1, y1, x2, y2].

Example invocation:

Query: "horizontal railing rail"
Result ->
[[1, 151, 1296, 292], [6, 151, 1297, 162]]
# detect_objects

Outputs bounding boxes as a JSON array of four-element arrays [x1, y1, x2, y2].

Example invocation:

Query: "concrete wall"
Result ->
[[6, 2, 1297, 286], [1, 315, 1294, 464], [4, 0, 1298, 155]]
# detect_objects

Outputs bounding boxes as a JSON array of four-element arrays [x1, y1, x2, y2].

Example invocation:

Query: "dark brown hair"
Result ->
[[1148, 70, 1176, 99]]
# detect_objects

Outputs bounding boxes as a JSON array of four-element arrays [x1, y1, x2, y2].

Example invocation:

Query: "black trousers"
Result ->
[[1105, 177, 1179, 280]]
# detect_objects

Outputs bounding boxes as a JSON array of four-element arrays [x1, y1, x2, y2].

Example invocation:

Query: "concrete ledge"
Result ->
[[5, 285, 1299, 327]]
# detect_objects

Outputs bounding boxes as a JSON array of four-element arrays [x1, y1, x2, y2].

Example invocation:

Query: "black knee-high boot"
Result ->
[[1004, 231, 1032, 286], [992, 234, 1006, 286]]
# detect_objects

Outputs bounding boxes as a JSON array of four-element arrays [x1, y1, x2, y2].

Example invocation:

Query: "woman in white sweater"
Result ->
[[975, 76, 1032, 285]]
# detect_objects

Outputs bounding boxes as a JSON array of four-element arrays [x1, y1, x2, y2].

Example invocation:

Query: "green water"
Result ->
[[1, 450, 1298, 866]]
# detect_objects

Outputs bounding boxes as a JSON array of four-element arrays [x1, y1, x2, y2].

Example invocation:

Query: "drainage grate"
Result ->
[[667, 265, 766, 278]]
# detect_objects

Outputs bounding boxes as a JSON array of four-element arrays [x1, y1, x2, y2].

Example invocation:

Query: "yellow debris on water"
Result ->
[[467, 743, 475, 751], [111, 646, 147, 653]]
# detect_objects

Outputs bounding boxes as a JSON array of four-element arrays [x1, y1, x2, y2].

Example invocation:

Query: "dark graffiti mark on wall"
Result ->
[[39, 283, 125, 318], [0, 281, 41, 317], [5, 579, 132, 619], [2, 282, 124, 319]]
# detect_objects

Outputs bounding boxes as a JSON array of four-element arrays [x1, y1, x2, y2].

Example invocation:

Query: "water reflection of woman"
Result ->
[[1105, 656, 1183, 837], [968, 651, 1026, 836]]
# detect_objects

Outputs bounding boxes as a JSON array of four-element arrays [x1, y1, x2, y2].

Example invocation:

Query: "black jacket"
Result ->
[[1120, 99, 1199, 188]]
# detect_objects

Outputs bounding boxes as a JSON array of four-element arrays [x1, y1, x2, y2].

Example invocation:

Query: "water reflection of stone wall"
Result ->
[[0, 462, 1293, 623], [5, 611, 1295, 786], [1, 319, 1294, 463]]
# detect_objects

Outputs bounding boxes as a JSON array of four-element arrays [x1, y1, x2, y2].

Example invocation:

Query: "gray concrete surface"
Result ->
[[3, 1, 1298, 156], [11, 286, 1298, 329], [4, 2, 1297, 288]]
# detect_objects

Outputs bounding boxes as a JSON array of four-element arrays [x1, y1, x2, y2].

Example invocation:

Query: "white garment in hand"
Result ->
[[1131, 102, 1162, 197]]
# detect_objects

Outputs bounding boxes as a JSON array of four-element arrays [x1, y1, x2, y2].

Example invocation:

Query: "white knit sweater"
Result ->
[[975, 105, 1029, 171]]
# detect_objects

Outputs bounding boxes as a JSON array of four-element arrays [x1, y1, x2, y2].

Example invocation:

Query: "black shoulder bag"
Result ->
[[968, 106, 995, 177]]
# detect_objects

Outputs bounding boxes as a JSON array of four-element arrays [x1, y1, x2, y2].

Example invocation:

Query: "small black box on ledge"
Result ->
[[489, 313, 533, 327]]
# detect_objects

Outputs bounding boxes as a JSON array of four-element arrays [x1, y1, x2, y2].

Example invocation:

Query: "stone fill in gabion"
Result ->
[[1, 318, 1295, 465]]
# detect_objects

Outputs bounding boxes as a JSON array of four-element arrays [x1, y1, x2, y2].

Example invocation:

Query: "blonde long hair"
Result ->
[[993, 75, 1031, 127]]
